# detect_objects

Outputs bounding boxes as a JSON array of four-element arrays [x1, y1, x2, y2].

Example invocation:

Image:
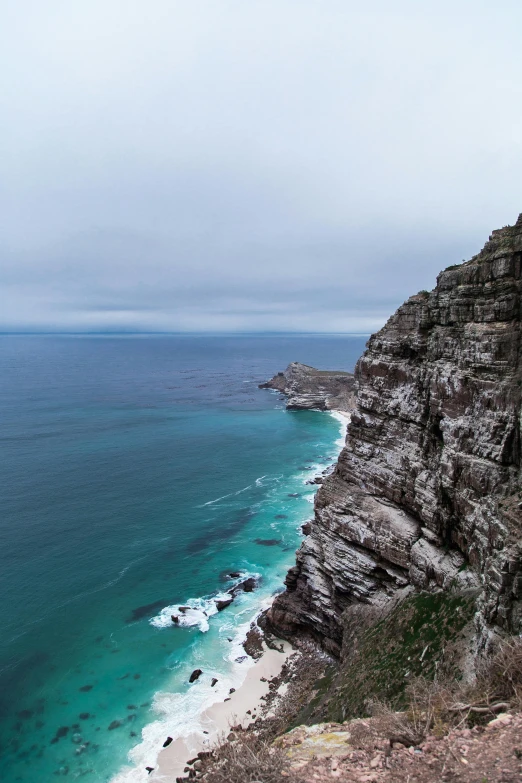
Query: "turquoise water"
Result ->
[[0, 334, 366, 782]]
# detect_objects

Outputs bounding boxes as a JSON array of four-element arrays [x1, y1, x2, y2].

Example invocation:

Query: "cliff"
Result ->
[[265, 216, 522, 656], [259, 362, 356, 412]]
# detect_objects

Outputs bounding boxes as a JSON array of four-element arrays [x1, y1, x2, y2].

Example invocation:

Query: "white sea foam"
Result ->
[[149, 572, 261, 632], [198, 483, 253, 507], [149, 594, 227, 632], [329, 410, 351, 451], [112, 600, 271, 783]]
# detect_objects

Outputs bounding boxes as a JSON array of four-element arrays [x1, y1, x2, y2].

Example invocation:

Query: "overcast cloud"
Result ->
[[1, 0, 522, 332]]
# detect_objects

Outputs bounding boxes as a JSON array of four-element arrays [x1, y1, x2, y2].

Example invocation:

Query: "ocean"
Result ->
[[0, 333, 366, 782]]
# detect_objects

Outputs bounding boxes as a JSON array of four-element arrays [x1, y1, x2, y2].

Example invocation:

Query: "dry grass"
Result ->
[[196, 731, 293, 783], [371, 637, 522, 744], [474, 636, 522, 708]]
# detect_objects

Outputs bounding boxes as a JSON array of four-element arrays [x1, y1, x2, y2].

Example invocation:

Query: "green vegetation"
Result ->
[[297, 590, 477, 725]]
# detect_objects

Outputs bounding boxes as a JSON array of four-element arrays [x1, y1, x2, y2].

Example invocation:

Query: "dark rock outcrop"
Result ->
[[215, 597, 233, 611], [230, 577, 257, 596], [189, 669, 202, 683], [265, 216, 522, 655], [260, 362, 356, 411]]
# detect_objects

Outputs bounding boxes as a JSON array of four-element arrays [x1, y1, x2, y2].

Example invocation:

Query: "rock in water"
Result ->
[[215, 597, 233, 611], [230, 577, 258, 596], [162, 736, 173, 747], [189, 669, 203, 683], [211, 678, 218, 687], [264, 215, 522, 653]]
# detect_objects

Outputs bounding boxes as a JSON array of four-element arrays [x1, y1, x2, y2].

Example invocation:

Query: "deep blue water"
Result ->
[[0, 334, 366, 782]]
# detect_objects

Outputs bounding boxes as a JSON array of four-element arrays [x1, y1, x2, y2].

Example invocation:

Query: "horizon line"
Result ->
[[0, 330, 373, 337]]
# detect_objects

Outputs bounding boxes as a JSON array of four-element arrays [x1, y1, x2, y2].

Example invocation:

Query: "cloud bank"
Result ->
[[1, 0, 521, 332]]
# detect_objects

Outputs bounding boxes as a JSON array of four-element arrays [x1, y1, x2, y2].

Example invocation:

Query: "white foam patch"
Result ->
[[149, 573, 261, 632], [149, 594, 229, 632], [329, 411, 351, 451]]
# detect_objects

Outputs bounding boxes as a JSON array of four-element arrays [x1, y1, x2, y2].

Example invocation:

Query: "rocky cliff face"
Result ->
[[260, 362, 356, 412], [266, 217, 522, 656]]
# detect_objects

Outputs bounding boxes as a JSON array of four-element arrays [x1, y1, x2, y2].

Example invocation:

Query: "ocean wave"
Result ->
[[329, 410, 351, 451], [149, 593, 228, 632], [197, 483, 253, 507], [149, 572, 260, 633]]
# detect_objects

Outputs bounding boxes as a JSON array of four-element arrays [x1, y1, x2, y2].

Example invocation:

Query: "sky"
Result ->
[[1, 0, 522, 333]]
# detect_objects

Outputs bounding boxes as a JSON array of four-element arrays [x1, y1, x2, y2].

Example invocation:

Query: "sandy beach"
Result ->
[[150, 640, 294, 782]]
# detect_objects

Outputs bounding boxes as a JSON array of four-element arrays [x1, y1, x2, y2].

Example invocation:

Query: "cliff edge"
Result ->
[[265, 215, 522, 656]]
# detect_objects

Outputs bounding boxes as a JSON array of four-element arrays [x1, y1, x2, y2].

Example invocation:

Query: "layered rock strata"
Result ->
[[265, 216, 522, 655], [260, 362, 356, 411]]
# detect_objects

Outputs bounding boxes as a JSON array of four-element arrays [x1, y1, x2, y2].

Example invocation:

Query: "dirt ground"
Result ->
[[278, 712, 522, 783]]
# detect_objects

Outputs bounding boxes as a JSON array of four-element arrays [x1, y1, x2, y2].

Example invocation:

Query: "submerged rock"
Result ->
[[55, 726, 69, 739]]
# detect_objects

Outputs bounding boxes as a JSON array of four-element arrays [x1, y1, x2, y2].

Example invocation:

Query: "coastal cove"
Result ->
[[0, 334, 365, 783]]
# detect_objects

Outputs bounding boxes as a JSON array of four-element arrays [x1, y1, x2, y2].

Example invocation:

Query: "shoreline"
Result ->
[[113, 406, 350, 783], [150, 641, 294, 781]]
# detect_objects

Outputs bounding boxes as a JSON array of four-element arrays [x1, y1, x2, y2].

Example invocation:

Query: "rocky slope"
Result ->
[[265, 216, 522, 656], [275, 712, 522, 783], [260, 362, 356, 412]]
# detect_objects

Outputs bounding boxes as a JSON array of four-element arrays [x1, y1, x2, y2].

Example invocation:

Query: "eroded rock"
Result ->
[[265, 216, 522, 652]]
